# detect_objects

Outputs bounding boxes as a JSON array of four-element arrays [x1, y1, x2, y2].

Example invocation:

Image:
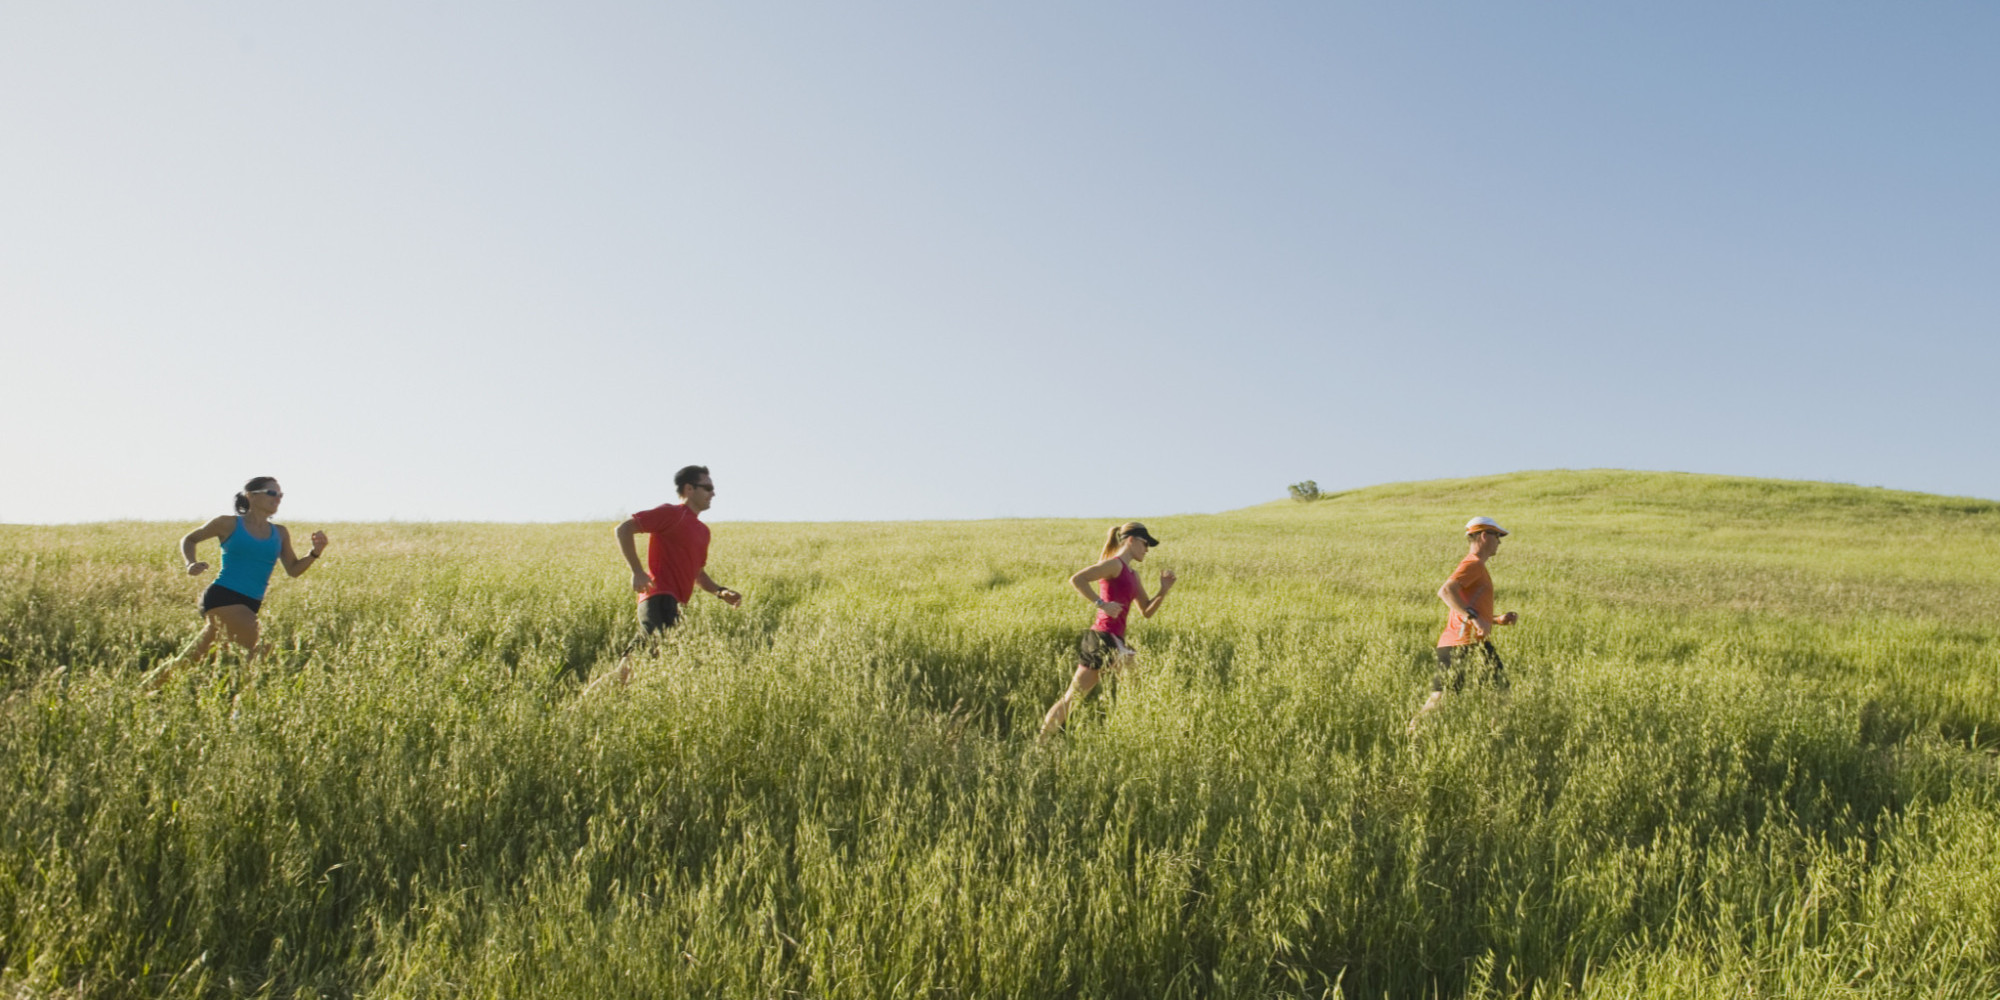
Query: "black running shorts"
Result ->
[[638, 593, 681, 634], [199, 584, 262, 616]]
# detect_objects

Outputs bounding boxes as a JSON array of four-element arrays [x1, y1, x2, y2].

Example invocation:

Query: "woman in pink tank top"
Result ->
[[1040, 521, 1177, 738]]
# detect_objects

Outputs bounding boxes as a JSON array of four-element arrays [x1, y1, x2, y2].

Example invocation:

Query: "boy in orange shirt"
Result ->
[[1409, 517, 1520, 730]]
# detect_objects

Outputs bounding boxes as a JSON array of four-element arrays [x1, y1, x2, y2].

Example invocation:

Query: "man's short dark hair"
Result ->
[[674, 465, 711, 496]]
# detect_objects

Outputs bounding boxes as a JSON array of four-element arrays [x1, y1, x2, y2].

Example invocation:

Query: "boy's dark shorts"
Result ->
[[638, 593, 681, 634], [1078, 629, 1129, 672], [1432, 641, 1508, 693], [200, 584, 262, 617]]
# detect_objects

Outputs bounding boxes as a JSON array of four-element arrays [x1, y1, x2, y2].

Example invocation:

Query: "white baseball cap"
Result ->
[[1465, 517, 1509, 536]]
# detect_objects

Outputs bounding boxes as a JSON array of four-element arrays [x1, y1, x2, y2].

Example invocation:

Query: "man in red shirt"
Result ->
[[597, 464, 742, 688], [1409, 516, 1520, 730]]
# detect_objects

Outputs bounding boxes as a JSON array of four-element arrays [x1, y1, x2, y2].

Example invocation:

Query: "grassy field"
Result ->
[[4, 469, 2000, 998]]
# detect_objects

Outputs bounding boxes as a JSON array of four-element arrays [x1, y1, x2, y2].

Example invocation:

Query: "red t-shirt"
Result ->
[[632, 503, 710, 604], [1436, 555, 1495, 648]]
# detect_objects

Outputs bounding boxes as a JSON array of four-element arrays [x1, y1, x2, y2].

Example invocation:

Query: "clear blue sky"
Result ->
[[4, 3, 1995, 523]]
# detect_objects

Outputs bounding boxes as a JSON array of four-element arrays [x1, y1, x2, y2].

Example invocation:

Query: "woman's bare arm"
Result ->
[[1136, 569, 1177, 618], [179, 515, 235, 575], [277, 526, 331, 576], [1070, 557, 1126, 614]]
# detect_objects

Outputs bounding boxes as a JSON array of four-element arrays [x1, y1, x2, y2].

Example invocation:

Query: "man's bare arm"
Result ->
[[615, 519, 649, 593]]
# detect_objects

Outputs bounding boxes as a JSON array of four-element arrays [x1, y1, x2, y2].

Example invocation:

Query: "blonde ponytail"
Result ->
[[1101, 524, 1126, 559], [1101, 522, 1150, 559]]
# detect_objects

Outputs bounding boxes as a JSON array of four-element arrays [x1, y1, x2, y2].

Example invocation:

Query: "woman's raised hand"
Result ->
[[1159, 568, 1177, 589], [309, 530, 330, 554], [186, 561, 209, 576]]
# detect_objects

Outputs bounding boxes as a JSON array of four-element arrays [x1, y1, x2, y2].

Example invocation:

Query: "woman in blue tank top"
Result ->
[[144, 476, 330, 690]]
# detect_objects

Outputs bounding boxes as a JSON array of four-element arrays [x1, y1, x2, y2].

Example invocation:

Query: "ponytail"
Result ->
[[1100, 521, 1156, 559]]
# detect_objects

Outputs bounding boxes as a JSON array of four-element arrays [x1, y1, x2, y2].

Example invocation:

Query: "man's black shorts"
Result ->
[[200, 584, 262, 617], [638, 594, 681, 634], [1432, 641, 1508, 693]]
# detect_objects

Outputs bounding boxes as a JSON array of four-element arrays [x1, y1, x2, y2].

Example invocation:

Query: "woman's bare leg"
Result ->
[[200, 607, 261, 714], [146, 616, 226, 690], [150, 607, 258, 687], [1109, 647, 1137, 682], [1040, 664, 1102, 738], [206, 606, 260, 659]]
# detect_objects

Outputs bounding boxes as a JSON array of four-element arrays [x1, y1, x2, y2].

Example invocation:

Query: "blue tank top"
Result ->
[[214, 516, 282, 599]]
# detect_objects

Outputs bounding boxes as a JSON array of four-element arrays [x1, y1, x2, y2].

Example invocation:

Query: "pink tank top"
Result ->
[[1092, 559, 1138, 638]]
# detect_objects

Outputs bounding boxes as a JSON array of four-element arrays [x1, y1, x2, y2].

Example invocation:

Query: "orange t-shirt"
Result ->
[[1436, 555, 1494, 648]]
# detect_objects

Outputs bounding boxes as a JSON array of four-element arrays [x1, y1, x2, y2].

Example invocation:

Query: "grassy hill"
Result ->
[[3, 470, 1999, 998]]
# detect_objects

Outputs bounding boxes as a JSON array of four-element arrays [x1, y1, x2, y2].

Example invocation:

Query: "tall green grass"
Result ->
[[3, 470, 1999, 997]]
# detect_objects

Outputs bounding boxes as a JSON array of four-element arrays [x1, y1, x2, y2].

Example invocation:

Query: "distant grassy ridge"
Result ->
[[3, 470, 2000, 998], [1256, 469, 2000, 611]]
